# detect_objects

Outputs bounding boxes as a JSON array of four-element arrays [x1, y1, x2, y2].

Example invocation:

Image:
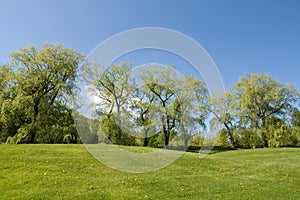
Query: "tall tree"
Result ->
[[0, 65, 17, 141], [208, 92, 237, 149], [177, 76, 208, 148], [292, 108, 300, 127], [90, 62, 135, 144], [233, 73, 299, 147], [131, 88, 155, 146], [0, 64, 13, 92], [139, 65, 181, 148], [90, 62, 134, 116], [10, 43, 85, 143]]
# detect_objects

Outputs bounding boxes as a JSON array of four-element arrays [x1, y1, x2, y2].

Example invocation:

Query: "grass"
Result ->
[[0, 144, 299, 199]]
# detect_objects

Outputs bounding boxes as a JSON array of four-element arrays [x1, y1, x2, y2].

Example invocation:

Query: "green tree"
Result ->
[[9, 43, 85, 143], [90, 62, 135, 144], [265, 116, 299, 147], [91, 62, 134, 115], [292, 109, 300, 127], [136, 66, 209, 148], [0, 64, 28, 142], [73, 112, 99, 144], [216, 129, 231, 147], [139, 66, 180, 148], [131, 88, 156, 147], [233, 73, 299, 147], [0, 64, 13, 92], [35, 101, 79, 144], [177, 76, 208, 148], [208, 92, 237, 149]]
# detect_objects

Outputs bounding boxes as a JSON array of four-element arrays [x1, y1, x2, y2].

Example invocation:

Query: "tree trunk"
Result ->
[[224, 123, 236, 149], [263, 139, 269, 148], [143, 128, 149, 147], [181, 125, 189, 148], [162, 123, 169, 148], [228, 132, 236, 149], [161, 114, 170, 149], [261, 119, 269, 148], [28, 104, 39, 143], [164, 131, 170, 149], [184, 136, 189, 149], [262, 133, 269, 148]]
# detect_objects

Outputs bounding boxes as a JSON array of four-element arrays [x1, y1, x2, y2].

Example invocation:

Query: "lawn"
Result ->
[[0, 145, 299, 199]]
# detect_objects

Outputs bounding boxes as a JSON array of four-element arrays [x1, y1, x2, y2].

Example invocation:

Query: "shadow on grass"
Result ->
[[166, 145, 236, 155], [188, 145, 236, 154]]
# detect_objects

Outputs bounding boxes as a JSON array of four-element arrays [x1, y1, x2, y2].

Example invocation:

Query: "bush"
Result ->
[[216, 129, 231, 147]]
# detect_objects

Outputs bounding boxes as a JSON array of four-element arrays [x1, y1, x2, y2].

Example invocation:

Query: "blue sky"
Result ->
[[1, 0, 300, 91]]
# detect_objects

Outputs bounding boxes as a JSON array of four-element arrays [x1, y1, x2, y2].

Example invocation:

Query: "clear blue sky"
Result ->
[[1, 0, 300, 91]]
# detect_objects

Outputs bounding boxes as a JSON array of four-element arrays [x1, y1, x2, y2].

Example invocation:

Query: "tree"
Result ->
[[34, 101, 79, 144], [208, 92, 237, 149], [0, 64, 28, 142], [135, 66, 209, 149], [89, 62, 135, 144], [91, 62, 135, 116], [73, 112, 99, 144], [233, 73, 299, 147], [176, 76, 208, 148], [292, 108, 300, 127], [0, 65, 11, 140], [266, 116, 299, 147], [131, 88, 155, 146], [0, 64, 13, 92], [9, 43, 85, 143], [138, 66, 180, 148]]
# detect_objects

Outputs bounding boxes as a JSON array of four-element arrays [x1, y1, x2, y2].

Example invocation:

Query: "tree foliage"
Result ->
[[209, 92, 237, 149], [233, 73, 299, 148], [1, 44, 299, 149], [1, 43, 85, 143]]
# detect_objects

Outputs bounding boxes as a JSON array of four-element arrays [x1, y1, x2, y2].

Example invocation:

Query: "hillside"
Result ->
[[0, 145, 299, 199]]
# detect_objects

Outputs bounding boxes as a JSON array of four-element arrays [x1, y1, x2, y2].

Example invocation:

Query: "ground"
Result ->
[[0, 145, 299, 199]]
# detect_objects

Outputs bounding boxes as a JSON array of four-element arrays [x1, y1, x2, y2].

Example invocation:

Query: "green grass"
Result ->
[[0, 145, 299, 200]]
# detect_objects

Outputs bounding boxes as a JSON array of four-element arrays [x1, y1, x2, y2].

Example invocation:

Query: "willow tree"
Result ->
[[89, 62, 136, 144], [233, 73, 299, 147], [0, 65, 17, 141], [208, 92, 237, 149], [10, 43, 85, 143], [131, 87, 155, 147], [177, 75, 208, 148], [292, 109, 300, 127]]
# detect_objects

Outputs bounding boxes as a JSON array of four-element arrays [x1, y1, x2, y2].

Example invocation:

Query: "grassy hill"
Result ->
[[0, 145, 299, 199]]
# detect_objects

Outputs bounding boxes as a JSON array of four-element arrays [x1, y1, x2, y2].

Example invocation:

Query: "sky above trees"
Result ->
[[1, 0, 300, 91]]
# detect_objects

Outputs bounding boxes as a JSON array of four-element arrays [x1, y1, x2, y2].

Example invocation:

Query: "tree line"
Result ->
[[1, 43, 299, 149]]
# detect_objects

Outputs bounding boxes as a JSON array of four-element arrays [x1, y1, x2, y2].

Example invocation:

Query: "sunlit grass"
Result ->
[[0, 144, 299, 199]]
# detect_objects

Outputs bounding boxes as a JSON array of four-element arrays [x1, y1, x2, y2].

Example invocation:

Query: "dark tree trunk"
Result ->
[[161, 114, 170, 149], [143, 128, 149, 147], [28, 98, 40, 144], [261, 119, 269, 148], [28, 103, 39, 143], [143, 138, 148, 147], [162, 120, 169, 148], [224, 123, 236, 149], [228, 132, 236, 149], [262, 134, 269, 148], [164, 133, 170, 149], [28, 126, 36, 144]]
